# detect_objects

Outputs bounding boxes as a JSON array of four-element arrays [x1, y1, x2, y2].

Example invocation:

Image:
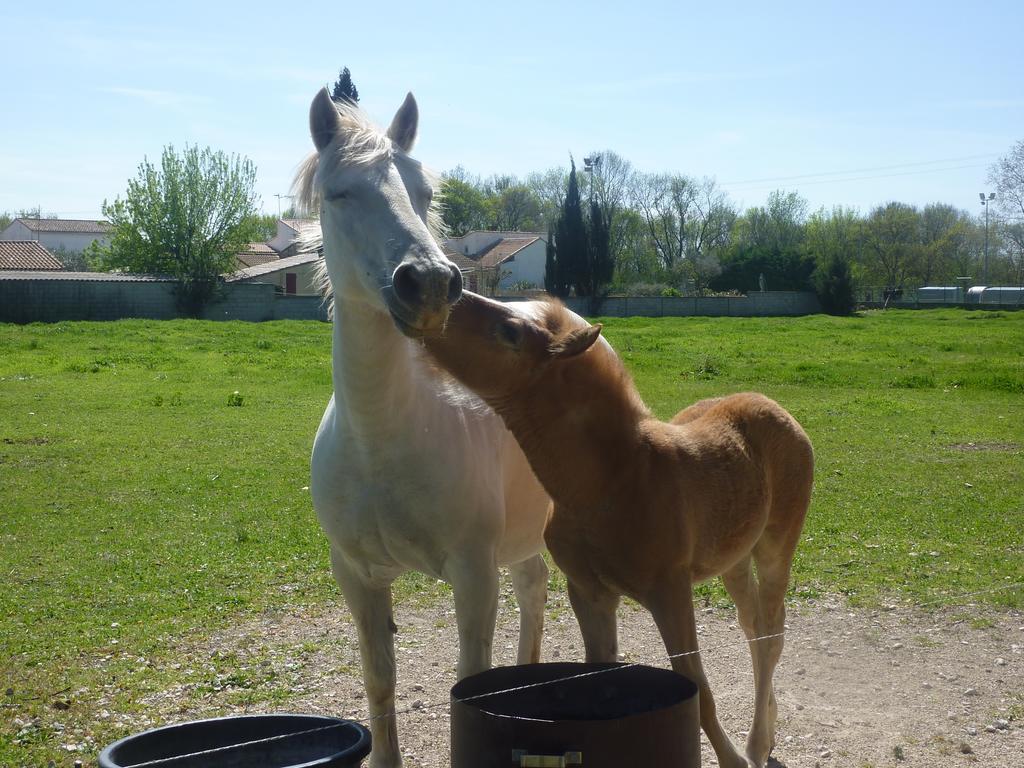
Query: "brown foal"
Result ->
[[414, 292, 813, 768]]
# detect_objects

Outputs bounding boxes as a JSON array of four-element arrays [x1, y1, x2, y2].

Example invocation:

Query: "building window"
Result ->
[[286, 273, 297, 294]]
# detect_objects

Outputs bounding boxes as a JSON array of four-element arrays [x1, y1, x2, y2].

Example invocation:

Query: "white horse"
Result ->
[[294, 89, 551, 768]]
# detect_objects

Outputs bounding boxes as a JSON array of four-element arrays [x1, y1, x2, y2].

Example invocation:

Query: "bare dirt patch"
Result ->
[[130, 591, 1023, 768]]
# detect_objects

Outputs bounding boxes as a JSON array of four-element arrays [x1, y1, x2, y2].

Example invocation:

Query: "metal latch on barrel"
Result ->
[[512, 749, 583, 767]]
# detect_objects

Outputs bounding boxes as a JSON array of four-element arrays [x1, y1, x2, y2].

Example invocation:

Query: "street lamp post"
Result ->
[[979, 192, 996, 284], [583, 155, 601, 201]]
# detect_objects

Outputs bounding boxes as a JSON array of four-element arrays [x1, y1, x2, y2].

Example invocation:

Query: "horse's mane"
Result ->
[[290, 99, 448, 317]]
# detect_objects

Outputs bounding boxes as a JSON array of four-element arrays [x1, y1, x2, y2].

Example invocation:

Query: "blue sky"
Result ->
[[2, 0, 1022, 219]]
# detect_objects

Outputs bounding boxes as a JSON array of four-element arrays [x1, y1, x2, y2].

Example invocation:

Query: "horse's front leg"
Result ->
[[446, 552, 500, 679], [566, 578, 620, 663], [330, 548, 401, 768], [509, 554, 548, 664]]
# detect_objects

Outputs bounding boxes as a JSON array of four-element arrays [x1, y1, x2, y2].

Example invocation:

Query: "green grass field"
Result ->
[[1, 310, 1022, 764]]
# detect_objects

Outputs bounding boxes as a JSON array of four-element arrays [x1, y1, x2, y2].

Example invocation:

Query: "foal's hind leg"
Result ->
[[647, 573, 752, 768], [722, 557, 777, 767], [741, 547, 792, 767], [509, 554, 548, 663]]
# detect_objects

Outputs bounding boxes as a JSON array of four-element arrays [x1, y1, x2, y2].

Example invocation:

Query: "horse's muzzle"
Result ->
[[387, 260, 463, 334]]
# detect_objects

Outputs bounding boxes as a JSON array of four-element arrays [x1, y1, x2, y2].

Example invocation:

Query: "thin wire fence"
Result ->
[[116, 578, 1023, 767], [352, 579, 1024, 727]]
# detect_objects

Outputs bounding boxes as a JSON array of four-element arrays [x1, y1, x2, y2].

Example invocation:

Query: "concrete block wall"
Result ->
[[0, 278, 331, 323], [563, 291, 821, 318], [1, 279, 819, 323], [0, 278, 180, 322]]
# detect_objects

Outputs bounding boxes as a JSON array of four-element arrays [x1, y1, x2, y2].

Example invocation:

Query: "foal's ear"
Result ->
[[548, 324, 602, 359], [310, 88, 342, 152], [387, 92, 419, 153]]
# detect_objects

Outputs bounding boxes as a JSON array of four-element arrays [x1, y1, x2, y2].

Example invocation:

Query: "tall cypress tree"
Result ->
[[587, 198, 613, 304], [544, 225, 566, 296], [331, 67, 360, 104], [553, 159, 588, 297]]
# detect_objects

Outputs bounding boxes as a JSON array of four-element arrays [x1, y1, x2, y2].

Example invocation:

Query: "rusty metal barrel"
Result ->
[[451, 662, 700, 767]]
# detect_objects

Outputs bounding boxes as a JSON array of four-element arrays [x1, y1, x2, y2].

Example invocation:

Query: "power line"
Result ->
[[720, 153, 999, 188], [723, 162, 992, 193]]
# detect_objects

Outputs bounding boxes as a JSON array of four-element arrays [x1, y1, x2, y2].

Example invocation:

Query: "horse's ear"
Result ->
[[387, 92, 419, 153], [548, 324, 602, 360], [310, 88, 342, 152]]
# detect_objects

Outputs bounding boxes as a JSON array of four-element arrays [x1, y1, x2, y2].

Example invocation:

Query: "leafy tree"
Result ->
[[988, 140, 1024, 283], [486, 178, 543, 231], [814, 250, 857, 315], [92, 144, 260, 315], [331, 67, 360, 104], [527, 167, 568, 231], [918, 203, 972, 284], [1, 207, 44, 230], [245, 213, 279, 241], [715, 190, 813, 292], [864, 202, 922, 289], [806, 207, 862, 314], [440, 169, 490, 236], [583, 150, 633, 267], [631, 173, 734, 292], [610, 208, 660, 286]]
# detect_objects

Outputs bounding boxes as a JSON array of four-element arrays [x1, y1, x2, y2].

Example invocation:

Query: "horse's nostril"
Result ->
[[447, 264, 464, 303], [392, 263, 421, 306]]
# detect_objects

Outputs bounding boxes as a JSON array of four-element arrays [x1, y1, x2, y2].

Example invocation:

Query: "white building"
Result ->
[[269, 219, 320, 257], [227, 252, 323, 295], [0, 218, 111, 255], [442, 231, 547, 292]]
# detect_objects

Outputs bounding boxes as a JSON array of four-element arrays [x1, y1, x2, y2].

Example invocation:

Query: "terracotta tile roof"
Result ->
[[227, 252, 322, 282], [279, 218, 319, 234], [11, 218, 111, 234], [441, 247, 485, 273], [235, 243, 279, 268], [0, 241, 64, 270], [448, 230, 546, 242], [477, 237, 539, 268], [0, 270, 172, 282]]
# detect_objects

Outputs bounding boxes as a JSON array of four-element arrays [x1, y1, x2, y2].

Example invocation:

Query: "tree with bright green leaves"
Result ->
[[331, 67, 360, 104], [440, 168, 490, 236], [714, 190, 814, 292], [92, 144, 260, 315], [806, 207, 861, 315], [863, 201, 923, 290], [988, 139, 1024, 282]]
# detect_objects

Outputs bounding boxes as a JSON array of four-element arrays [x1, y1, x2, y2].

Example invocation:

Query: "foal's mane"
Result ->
[[538, 300, 651, 420], [290, 98, 448, 313]]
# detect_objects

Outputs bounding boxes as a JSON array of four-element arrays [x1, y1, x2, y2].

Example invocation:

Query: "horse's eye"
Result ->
[[326, 191, 348, 202]]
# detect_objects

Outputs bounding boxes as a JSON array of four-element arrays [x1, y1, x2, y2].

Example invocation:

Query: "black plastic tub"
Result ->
[[451, 662, 700, 767], [97, 714, 371, 768]]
